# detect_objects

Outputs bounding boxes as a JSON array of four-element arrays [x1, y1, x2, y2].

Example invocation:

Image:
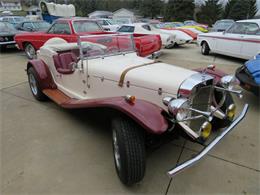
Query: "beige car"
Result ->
[[26, 34, 248, 185]]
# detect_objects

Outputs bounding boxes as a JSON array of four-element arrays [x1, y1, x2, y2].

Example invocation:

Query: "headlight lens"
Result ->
[[220, 75, 239, 90], [176, 107, 190, 121], [168, 98, 190, 121]]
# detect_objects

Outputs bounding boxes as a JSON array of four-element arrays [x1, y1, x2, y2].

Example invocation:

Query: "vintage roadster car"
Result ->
[[26, 34, 248, 185], [236, 54, 260, 96]]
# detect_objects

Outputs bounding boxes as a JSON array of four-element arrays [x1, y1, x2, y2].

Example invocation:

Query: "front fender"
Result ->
[[27, 59, 57, 90], [59, 96, 169, 134]]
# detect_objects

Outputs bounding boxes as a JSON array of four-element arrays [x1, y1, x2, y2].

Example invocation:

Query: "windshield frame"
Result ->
[[77, 33, 136, 61]]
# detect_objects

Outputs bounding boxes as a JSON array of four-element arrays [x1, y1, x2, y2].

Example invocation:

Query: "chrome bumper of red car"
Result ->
[[167, 104, 249, 177], [0, 41, 16, 45]]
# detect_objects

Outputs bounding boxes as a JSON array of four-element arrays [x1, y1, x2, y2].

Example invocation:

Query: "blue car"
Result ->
[[236, 54, 260, 96]]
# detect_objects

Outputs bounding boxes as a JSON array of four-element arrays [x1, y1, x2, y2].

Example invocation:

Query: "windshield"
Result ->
[[114, 18, 131, 25], [173, 22, 184, 27], [184, 21, 197, 25], [106, 19, 117, 25], [33, 21, 51, 30], [78, 34, 135, 59], [215, 21, 234, 29], [14, 17, 25, 23], [150, 23, 161, 29], [117, 26, 135, 33], [158, 23, 176, 28], [0, 22, 16, 31], [73, 20, 103, 33]]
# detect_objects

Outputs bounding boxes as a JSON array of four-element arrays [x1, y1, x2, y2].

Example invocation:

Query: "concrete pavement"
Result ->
[[1, 45, 259, 194]]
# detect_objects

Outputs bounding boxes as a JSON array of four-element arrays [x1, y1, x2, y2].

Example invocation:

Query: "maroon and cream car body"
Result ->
[[26, 34, 248, 185]]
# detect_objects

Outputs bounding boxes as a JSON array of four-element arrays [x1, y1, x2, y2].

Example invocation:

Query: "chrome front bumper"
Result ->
[[167, 104, 249, 177]]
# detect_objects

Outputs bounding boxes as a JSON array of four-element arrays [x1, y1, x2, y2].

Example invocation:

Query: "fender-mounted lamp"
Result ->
[[125, 95, 136, 104], [200, 121, 212, 140], [226, 104, 236, 121]]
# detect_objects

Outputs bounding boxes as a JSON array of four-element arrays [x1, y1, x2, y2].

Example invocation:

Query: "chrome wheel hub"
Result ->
[[25, 45, 36, 59], [202, 44, 205, 53], [29, 73, 38, 95], [112, 130, 121, 170]]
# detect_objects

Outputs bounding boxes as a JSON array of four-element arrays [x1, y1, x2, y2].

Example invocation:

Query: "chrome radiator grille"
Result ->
[[189, 85, 212, 132]]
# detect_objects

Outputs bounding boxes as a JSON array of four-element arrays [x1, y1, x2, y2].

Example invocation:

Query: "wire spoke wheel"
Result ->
[[25, 44, 36, 59], [29, 73, 38, 95]]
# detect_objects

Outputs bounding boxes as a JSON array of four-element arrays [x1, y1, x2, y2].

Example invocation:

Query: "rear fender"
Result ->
[[27, 59, 57, 90]]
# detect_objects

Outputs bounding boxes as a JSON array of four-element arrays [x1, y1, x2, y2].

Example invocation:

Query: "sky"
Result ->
[[195, 0, 260, 15]]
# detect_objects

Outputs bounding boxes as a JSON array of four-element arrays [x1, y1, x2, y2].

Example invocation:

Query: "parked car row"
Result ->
[[14, 18, 162, 59], [11, 16, 201, 59]]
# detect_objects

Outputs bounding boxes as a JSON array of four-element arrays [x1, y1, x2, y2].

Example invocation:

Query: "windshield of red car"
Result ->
[[73, 21, 103, 33], [33, 21, 51, 30]]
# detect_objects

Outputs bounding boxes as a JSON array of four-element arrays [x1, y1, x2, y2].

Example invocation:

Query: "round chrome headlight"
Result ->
[[220, 75, 239, 90], [168, 98, 190, 121]]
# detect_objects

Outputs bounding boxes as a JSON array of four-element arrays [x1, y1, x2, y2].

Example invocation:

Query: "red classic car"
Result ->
[[15, 18, 162, 59]]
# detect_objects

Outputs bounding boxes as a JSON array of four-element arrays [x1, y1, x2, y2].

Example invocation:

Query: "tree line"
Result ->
[[23, 0, 258, 25]]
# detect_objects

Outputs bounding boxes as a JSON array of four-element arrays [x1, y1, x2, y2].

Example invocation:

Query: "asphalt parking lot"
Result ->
[[1, 44, 259, 194]]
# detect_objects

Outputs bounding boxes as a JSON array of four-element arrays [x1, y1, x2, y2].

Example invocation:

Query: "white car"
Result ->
[[150, 23, 193, 46], [96, 18, 120, 32], [118, 23, 176, 48], [198, 19, 260, 60], [26, 34, 248, 185]]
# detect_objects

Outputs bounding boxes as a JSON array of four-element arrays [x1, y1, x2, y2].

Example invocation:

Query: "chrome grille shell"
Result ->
[[178, 73, 214, 133]]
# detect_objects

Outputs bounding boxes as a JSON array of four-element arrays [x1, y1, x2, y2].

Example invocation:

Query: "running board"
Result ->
[[43, 89, 72, 105]]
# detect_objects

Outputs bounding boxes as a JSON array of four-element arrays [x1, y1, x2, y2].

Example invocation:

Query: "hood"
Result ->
[[199, 32, 223, 37], [0, 29, 18, 36], [124, 62, 195, 95], [89, 53, 196, 96], [0, 32, 16, 36]]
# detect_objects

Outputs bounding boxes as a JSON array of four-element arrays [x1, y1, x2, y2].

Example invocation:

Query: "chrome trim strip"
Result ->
[[167, 104, 249, 177], [0, 41, 15, 45]]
